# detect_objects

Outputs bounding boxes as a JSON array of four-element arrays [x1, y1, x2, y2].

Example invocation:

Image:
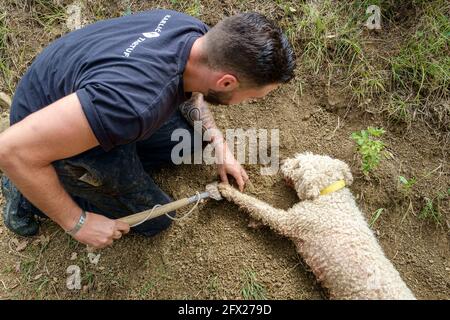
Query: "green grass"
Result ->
[[391, 4, 449, 98], [82, 271, 96, 289], [279, 0, 449, 133], [136, 263, 168, 299], [34, 275, 50, 294], [369, 208, 385, 228], [33, 0, 67, 31], [241, 269, 266, 300], [66, 234, 81, 250], [0, 13, 14, 94], [389, 1, 450, 129], [207, 275, 222, 295], [138, 278, 158, 298], [185, 0, 202, 18], [285, 0, 387, 103], [418, 189, 448, 225], [88, 1, 109, 21], [20, 258, 37, 281], [294, 1, 363, 74], [419, 197, 442, 225]]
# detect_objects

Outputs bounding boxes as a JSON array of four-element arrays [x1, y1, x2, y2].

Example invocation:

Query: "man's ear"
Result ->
[[216, 74, 238, 91]]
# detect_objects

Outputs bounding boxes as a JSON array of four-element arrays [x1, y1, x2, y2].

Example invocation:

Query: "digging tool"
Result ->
[[118, 182, 222, 226]]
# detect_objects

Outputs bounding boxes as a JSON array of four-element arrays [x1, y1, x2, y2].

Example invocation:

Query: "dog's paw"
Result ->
[[217, 182, 234, 198]]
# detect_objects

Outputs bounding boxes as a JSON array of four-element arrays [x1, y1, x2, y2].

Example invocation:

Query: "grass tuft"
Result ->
[[241, 269, 266, 300]]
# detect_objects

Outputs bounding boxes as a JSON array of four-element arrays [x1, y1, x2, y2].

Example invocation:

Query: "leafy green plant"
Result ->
[[351, 127, 386, 174]]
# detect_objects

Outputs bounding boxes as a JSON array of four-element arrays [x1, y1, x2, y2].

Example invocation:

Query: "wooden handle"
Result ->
[[118, 198, 191, 226]]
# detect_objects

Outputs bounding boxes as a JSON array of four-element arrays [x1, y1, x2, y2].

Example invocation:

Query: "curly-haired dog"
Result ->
[[219, 152, 415, 300]]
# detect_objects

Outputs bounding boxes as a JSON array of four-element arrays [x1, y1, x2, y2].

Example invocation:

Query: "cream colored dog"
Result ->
[[219, 152, 415, 300]]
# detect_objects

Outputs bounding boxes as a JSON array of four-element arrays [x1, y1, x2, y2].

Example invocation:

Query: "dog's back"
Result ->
[[289, 189, 416, 300]]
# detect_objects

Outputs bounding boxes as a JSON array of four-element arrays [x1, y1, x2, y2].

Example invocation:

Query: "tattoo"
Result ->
[[179, 93, 222, 140]]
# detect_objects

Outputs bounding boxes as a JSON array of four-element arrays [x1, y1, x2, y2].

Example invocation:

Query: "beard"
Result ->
[[203, 89, 233, 105]]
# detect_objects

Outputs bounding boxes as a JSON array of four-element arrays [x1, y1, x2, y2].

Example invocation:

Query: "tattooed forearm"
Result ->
[[179, 93, 222, 141]]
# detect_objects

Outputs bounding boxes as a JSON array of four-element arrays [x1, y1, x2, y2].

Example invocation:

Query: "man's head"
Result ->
[[195, 12, 296, 105]]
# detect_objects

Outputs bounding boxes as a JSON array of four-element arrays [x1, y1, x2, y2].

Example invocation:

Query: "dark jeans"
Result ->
[[20, 110, 196, 237]]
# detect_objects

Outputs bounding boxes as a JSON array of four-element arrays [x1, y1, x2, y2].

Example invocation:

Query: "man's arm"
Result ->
[[0, 93, 129, 248], [179, 93, 222, 141], [179, 93, 249, 190]]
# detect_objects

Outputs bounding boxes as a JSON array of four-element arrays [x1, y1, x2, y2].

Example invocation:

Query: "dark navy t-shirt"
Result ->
[[10, 9, 209, 151]]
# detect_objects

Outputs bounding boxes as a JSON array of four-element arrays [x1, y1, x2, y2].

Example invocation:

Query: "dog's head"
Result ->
[[280, 152, 353, 200]]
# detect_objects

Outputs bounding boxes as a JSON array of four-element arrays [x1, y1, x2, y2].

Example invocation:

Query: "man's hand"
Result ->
[[215, 140, 249, 191], [73, 212, 130, 249]]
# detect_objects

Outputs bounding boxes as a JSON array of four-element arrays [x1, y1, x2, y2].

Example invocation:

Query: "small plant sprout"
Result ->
[[351, 127, 386, 175], [398, 175, 417, 194], [369, 208, 385, 228], [419, 198, 442, 225]]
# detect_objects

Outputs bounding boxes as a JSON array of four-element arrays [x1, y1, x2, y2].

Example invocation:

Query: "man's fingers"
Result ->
[[234, 172, 245, 192], [241, 167, 249, 182], [219, 170, 229, 184], [113, 231, 122, 240], [116, 220, 130, 234], [93, 240, 112, 250]]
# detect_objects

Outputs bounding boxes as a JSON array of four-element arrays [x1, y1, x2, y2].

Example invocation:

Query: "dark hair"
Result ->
[[204, 12, 296, 87]]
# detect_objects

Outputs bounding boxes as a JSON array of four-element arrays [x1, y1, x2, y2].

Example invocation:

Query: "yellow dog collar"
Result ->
[[320, 180, 346, 195]]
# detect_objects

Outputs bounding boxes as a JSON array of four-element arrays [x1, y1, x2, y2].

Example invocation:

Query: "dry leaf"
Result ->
[[15, 240, 29, 252], [10, 283, 19, 290], [33, 274, 43, 281], [33, 235, 50, 246], [10, 238, 29, 252]]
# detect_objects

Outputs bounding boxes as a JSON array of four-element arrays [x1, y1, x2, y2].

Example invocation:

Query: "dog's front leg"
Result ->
[[218, 183, 293, 237]]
